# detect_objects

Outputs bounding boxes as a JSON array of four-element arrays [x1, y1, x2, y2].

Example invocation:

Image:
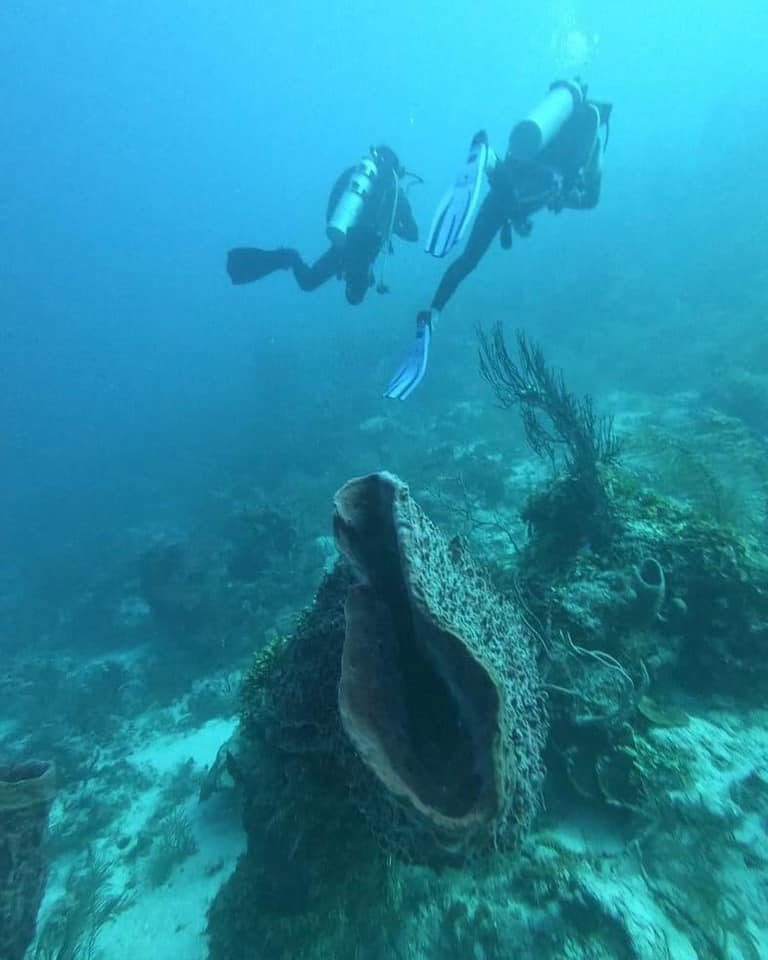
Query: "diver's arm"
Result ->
[[393, 193, 418, 242]]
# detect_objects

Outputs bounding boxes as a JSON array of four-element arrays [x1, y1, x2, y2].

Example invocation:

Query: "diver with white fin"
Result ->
[[385, 79, 612, 400], [227, 145, 420, 306]]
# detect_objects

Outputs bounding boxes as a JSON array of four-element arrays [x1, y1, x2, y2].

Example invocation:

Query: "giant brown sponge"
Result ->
[[333, 472, 546, 858], [0, 760, 56, 960]]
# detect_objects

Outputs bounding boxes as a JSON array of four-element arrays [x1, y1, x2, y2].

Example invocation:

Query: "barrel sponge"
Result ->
[[333, 471, 546, 857], [0, 760, 56, 960]]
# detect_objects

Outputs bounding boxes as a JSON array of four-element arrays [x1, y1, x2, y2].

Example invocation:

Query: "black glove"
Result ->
[[550, 175, 586, 213], [513, 215, 533, 238]]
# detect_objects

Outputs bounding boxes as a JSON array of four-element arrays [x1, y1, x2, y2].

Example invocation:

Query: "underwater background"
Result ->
[[2, 1, 768, 958]]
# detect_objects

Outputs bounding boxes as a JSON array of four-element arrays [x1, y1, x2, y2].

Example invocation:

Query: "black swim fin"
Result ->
[[226, 247, 295, 285]]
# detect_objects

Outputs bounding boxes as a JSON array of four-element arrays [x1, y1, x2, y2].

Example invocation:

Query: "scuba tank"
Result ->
[[507, 79, 584, 163], [326, 155, 379, 247]]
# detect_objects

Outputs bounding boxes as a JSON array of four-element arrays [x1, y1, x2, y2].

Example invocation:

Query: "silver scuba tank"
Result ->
[[327, 156, 379, 247], [507, 79, 584, 163]]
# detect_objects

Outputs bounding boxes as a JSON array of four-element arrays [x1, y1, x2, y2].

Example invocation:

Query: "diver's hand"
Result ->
[[550, 176, 586, 212], [547, 170, 568, 213], [513, 216, 533, 238]]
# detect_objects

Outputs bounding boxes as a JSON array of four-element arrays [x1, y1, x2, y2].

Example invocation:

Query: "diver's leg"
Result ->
[[292, 247, 343, 292], [345, 268, 373, 305], [430, 192, 506, 311], [226, 247, 299, 285], [384, 193, 505, 400], [343, 231, 378, 305]]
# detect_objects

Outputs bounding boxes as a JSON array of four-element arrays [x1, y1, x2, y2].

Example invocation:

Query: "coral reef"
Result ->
[[130, 498, 326, 682], [5, 379, 764, 959], [521, 467, 768, 701], [479, 323, 621, 554], [0, 760, 56, 960], [224, 505, 298, 582], [631, 557, 666, 625], [207, 471, 547, 959], [209, 695, 768, 960], [502, 437, 768, 831], [139, 542, 214, 637], [627, 408, 768, 535]]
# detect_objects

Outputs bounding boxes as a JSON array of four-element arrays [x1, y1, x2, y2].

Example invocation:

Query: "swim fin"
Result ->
[[384, 310, 434, 400], [226, 247, 295, 285], [425, 131, 489, 258]]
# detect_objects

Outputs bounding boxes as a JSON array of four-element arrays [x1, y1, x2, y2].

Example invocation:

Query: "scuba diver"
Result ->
[[385, 79, 612, 399], [227, 145, 419, 306]]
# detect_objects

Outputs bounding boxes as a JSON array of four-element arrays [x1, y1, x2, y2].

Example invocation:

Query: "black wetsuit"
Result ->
[[430, 101, 606, 312], [227, 158, 418, 306], [290, 164, 418, 304]]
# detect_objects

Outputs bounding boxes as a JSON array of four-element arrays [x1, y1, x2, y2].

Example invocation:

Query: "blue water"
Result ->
[[2, 1, 767, 601]]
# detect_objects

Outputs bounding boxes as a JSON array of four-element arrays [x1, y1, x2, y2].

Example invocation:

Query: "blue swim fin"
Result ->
[[425, 131, 489, 258], [384, 311, 434, 400]]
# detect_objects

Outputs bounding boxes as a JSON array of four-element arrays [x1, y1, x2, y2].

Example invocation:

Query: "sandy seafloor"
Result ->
[[32, 709, 244, 960]]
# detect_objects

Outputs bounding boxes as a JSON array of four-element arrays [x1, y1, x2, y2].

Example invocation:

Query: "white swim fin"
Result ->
[[383, 311, 433, 400], [425, 131, 488, 258]]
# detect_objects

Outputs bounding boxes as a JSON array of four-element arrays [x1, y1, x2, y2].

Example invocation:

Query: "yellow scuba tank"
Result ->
[[326, 156, 379, 247]]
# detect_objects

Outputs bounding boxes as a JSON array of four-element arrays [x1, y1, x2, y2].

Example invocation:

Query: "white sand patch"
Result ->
[[35, 708, 244, 960], [101, 793, 243, 960], [97, 716, 244, 959], [127, 715, 236, 777], [655, 709, 768, 817]]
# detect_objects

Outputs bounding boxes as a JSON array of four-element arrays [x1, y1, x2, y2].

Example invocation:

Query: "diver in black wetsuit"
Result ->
[[385, 80, 612, 400], [227, 145, 419, 306], [430, 89, 607, 313]]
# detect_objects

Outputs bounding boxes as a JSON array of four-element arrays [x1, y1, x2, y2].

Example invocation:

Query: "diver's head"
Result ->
[[371, 144, 404, 178]]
